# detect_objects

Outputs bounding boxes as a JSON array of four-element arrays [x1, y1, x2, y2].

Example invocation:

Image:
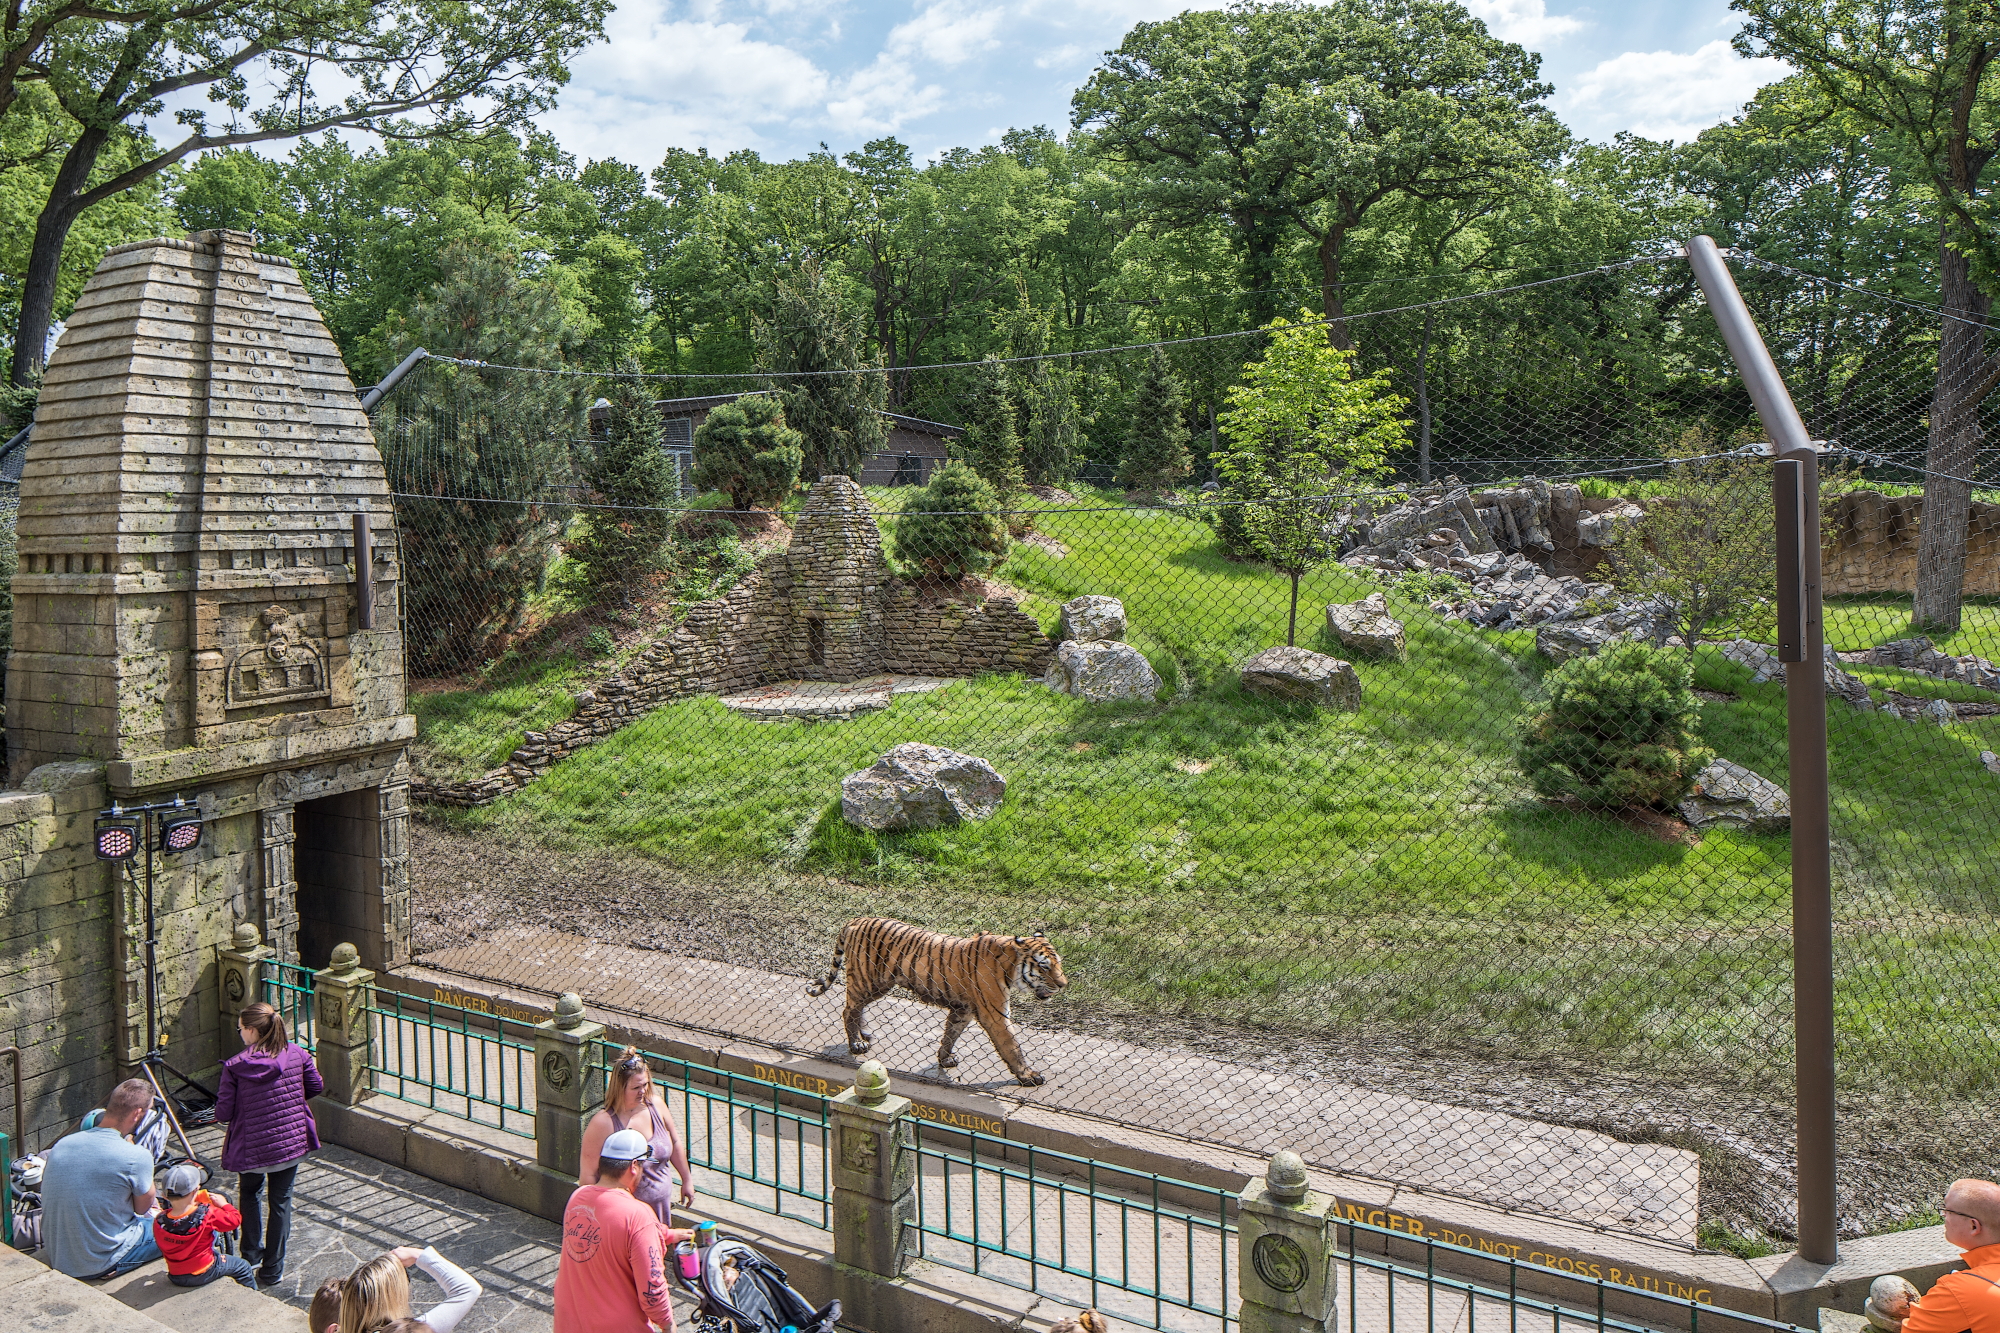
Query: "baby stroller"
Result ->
[[672, 1234, 841, 1333]]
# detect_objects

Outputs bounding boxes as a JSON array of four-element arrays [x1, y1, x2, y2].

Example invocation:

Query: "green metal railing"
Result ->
[[370, 990, 536, 1138], [1336, 1214, 1813, 1333], [267, 959, 317, 1051], [911, 1121, 1235, 1333], [596, 1044, 830, 1228]]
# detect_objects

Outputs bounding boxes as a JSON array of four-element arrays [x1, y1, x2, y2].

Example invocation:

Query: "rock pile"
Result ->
[[1677, 759, 1790, 834], [1326, 592, 1406, 658], [1240, 646, 1362, 710], [1718, 639, 1874, 708], [1044, 595, 1160, 702], [841, 743, 1006, 831], [1844, 637, 2000, 694]]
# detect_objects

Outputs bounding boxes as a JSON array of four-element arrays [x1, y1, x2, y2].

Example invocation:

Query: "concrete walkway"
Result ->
[[183, 1125, 698, 1333]]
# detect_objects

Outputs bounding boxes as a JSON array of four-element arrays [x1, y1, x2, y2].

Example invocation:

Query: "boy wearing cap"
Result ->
[[153, 1164, 260, 1289], [556, 1128, 694, 1333]]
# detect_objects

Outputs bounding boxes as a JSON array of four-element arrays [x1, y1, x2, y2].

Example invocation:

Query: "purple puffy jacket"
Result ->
[[215, 1043, 323, 1173]]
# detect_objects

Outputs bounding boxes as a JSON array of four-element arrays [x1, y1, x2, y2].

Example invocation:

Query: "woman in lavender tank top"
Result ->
[[578, 1046, 694, 1225]]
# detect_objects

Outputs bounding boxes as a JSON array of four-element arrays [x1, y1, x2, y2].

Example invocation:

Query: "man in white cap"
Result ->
[[556, 1127, 693, 1333]]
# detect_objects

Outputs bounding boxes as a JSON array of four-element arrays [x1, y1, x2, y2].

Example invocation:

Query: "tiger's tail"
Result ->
[[806, 924, 849, 997]]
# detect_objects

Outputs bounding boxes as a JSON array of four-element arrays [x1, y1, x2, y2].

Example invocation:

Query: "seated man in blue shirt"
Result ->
[[41, 1078, 163, 1278]]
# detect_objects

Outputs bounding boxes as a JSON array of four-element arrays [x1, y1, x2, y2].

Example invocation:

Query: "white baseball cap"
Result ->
[[601, 1128, 654, 1163]]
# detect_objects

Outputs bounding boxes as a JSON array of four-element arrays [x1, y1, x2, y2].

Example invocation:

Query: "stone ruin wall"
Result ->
[[414, 476, 1054, 808]]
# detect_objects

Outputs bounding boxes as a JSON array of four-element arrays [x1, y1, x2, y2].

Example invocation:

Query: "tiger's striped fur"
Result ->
[[805, 916, 1068, 1086]]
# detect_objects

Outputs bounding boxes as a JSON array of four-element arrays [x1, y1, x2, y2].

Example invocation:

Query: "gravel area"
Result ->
[[411, 821, 1976, 1249]]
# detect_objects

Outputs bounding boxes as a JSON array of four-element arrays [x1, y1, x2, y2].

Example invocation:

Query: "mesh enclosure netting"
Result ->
[[342, 256, 2000, 1249]]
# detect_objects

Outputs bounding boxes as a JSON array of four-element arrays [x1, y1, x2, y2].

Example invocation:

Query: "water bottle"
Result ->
[[695, 1219, 718, 1248], [677, 1243, 701, 1280]]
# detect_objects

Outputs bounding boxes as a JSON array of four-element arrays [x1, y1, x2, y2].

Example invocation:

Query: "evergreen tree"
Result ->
[[1118, 346, 1193, 494], [569, 371, 677, 597], [958, 356, 1025, 500], [897, 461, 1008, 581], [757, 259, 887, 481], [998, 301, 1081, 487], [376, 239, 587, 674], [691, 395, 804, 511]]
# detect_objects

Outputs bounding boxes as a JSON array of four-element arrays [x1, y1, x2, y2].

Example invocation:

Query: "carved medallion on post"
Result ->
[[1238, 1150, 1338, 1333], [312, 943, 375, 1105], [533, 993, 605, 1178]]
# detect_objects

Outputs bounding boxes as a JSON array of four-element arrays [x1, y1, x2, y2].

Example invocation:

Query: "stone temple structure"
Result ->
[[0, 230, 412, 1136]]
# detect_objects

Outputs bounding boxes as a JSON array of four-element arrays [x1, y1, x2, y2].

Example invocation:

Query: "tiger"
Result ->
[[805, 917, 1068, 1086]]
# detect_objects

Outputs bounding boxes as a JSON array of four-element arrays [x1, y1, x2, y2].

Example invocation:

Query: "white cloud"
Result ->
[[1559, 39, 1789, 142], [1464, 0, 1583, 47], [1034, 42, 1086, 70], [887, 1, 1004, 66]]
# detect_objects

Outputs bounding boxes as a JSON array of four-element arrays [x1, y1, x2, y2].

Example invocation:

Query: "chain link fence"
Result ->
[[143, 257, 2000, 1249]]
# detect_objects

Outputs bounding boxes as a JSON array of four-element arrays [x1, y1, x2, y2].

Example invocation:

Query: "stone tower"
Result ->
[[0, 231, 415, 1111], [757, 475, 892, 679]]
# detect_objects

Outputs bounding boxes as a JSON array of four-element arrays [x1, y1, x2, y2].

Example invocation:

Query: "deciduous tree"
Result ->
[[1214, 313, 1406, 644]]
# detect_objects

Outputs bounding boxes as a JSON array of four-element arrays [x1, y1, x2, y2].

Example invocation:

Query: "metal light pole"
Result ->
[[1684, 235, 1839, 1265]]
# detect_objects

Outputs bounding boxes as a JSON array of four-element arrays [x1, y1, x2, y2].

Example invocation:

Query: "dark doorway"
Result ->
[[807, 618, 826, 667], [294, 789, 381, 970], [892, 455, 922, 486]]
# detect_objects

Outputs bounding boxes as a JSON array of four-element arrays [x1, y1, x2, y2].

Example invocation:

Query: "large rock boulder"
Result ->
[[1982, 750, 2000, 776], [1717, 638, 1875, 706], [1240, 646, 1362, 710], [1536, 620, 1611, 664], [1044, 639, 1159, 702], [1677, 759, 1790, 835], [1326, 592, 1406, 658], [841, 743, 1006, 831], [1575, 501, 1645, 548], [1058, 594, 1126, 643]]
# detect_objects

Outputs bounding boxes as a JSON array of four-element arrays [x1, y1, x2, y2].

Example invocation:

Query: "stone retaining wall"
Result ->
[[413, 477, 1055, 809]]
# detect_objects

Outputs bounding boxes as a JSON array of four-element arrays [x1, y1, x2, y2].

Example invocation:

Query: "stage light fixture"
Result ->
[[94, 812, 140, 861], [159, 815, 203, 853]]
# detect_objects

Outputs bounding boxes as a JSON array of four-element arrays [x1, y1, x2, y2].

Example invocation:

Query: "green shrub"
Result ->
[[569, 373, 677, 596], [1516, 642, 1714, 809], [896, 462, 1007, 580], [691, 396, 803, 511]]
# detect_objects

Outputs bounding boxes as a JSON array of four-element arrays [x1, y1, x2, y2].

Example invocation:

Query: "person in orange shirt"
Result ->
[[1902, 1180, 2000, 1333], [556, 1129, 694, 1333]]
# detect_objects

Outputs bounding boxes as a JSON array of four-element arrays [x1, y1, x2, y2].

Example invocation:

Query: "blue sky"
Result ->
[[539, 0, 1791, 168]]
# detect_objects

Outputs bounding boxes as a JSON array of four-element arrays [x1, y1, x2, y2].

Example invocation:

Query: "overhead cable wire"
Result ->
[[409, 255, 1688, 382]]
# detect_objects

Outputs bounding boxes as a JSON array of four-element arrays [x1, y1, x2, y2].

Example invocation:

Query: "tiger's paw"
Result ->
[[938, 1054, 959, 1069], [849, 1039, 872, 1054], [1017, 1070, 1045, 1087]]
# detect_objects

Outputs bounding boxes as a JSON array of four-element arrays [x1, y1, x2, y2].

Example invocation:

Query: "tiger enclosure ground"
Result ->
[[408, 488, 2000, 1248]]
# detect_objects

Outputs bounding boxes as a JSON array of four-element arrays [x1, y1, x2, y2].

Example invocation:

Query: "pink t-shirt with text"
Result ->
[[555, 1183, 676, 1333]]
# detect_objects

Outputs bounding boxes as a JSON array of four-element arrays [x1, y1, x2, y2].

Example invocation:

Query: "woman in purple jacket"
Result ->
[[216, 1002, 323, 1288]]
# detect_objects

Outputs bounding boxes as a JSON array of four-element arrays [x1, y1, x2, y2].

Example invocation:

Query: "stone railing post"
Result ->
[[1239, 1150, 1338, 1333], [312, 943, 375, 1106], [533, 993, 604, 1178], [829, 1060, 914, 1278], [217, 922, 272, 1060]]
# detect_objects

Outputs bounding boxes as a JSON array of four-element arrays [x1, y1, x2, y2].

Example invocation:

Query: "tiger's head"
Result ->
[[1012, 931, 1068, 1000]]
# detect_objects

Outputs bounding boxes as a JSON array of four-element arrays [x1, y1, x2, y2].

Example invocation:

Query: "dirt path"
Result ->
[[410, 820, 1968, 1247]]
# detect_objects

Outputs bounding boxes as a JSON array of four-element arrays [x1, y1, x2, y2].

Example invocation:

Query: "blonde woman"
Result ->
[[336, 1245, 481, 1333], [579, 1047, 694, 1225]]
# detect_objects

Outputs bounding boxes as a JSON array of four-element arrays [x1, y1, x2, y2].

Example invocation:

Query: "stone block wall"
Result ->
[[1823, 491, 2000, 597], [880, 593, 1057, 678]]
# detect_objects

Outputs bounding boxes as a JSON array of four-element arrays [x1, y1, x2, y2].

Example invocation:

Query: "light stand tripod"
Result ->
[[95, 796, 210, 1164]]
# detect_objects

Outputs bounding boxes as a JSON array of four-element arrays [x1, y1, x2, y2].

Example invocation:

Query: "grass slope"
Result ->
[[420, 497, 2000, 1095]]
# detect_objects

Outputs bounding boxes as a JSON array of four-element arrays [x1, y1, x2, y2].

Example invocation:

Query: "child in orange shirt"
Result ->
[[152, 1164, 259, 1289]]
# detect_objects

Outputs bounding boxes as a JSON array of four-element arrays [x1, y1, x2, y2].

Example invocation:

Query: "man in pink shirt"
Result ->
[[556, 1128, 693, 1333]]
